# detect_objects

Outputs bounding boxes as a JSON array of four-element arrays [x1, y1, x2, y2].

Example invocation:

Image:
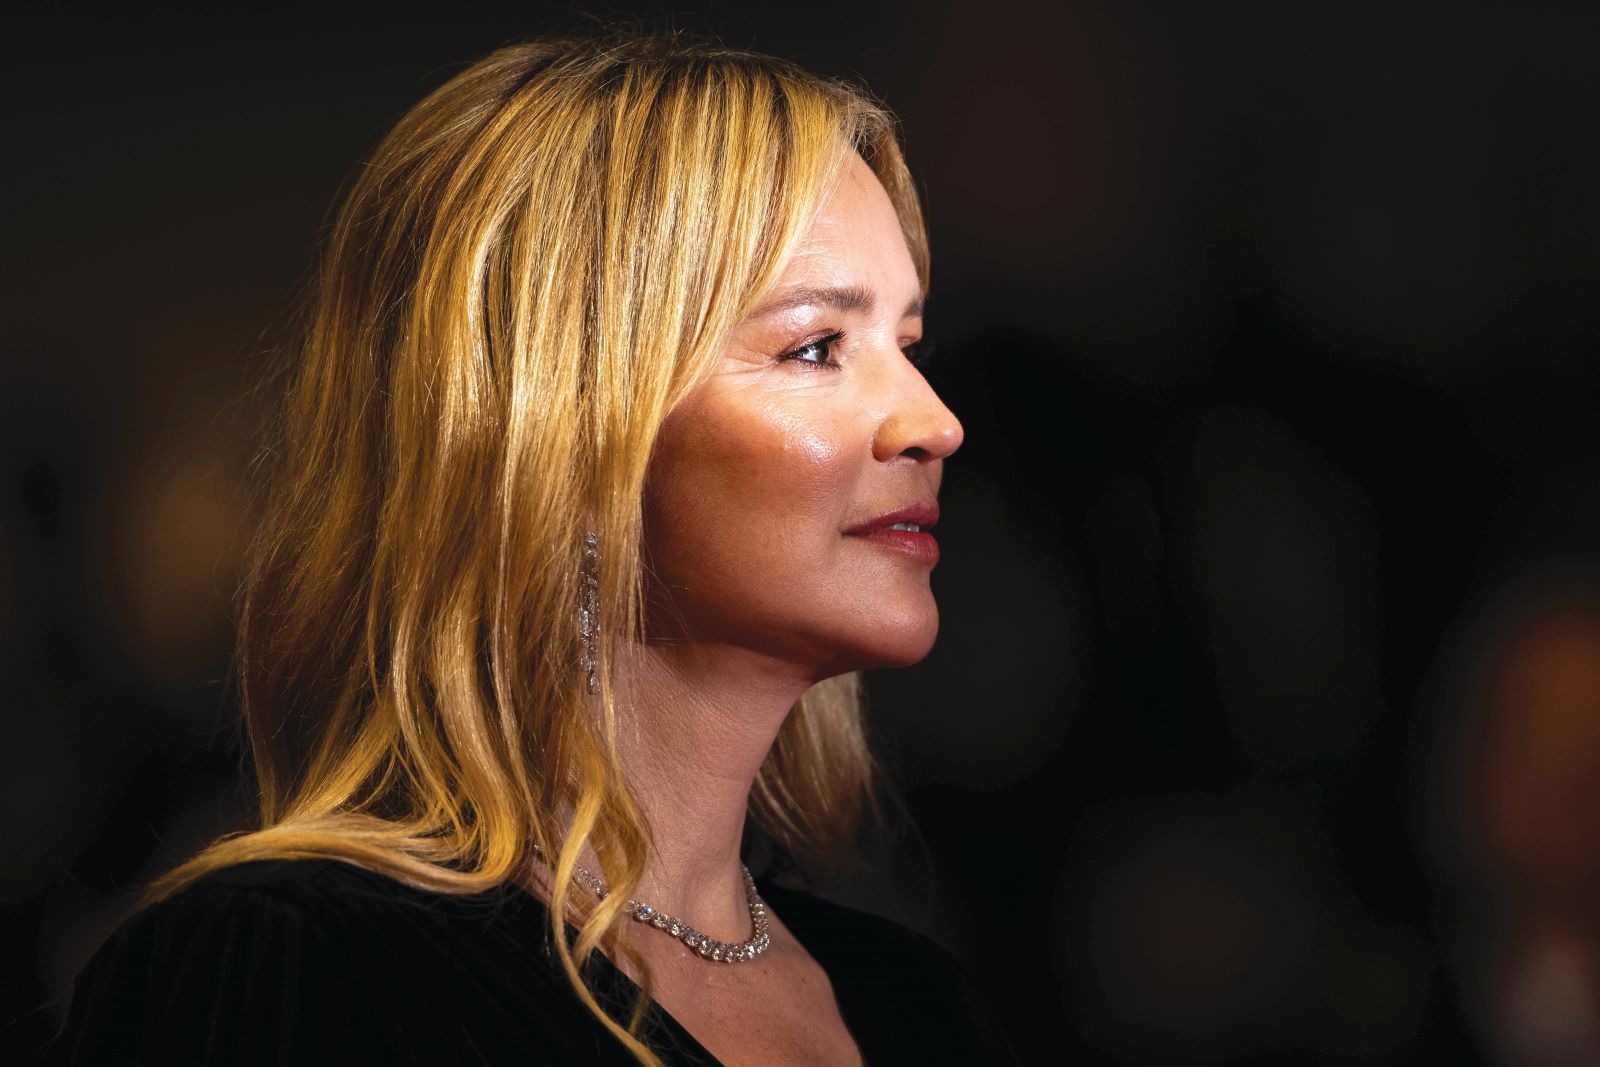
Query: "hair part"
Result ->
[[143, 29, 927, 1065]]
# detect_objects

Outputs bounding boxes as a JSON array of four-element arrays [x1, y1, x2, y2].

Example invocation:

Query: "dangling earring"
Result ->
[[578, 531, 599, 695]]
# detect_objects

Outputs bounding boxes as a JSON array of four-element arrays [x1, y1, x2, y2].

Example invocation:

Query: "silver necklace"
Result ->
[[532, 847, 772, 964]]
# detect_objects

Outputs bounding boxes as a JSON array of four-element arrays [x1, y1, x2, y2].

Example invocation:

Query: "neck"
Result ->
[[593, 640, 814, 939]]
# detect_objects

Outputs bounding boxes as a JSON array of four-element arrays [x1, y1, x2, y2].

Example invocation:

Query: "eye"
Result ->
[[778, 330, 845, 370], [903, 337, 936, 369]]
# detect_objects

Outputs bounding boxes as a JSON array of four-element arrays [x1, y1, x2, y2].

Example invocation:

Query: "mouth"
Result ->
[[844, 503, 941, 566], [843, 503, 940, 536]]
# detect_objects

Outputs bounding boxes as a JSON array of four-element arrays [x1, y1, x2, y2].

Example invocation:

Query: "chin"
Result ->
[[837, 606, 941, 672]]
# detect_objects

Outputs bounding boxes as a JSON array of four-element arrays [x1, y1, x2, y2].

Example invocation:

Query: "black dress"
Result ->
[[43, 858, 1015, 1065]]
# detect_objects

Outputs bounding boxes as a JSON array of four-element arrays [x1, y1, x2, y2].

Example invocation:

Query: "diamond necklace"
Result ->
[[531, 846, 772, 964]]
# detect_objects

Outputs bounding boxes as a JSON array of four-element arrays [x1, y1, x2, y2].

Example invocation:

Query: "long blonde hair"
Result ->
[[144, 29, 928, 1063]]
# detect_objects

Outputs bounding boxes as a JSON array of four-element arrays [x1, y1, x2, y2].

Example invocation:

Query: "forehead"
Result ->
[[778, 155, 918, 288]]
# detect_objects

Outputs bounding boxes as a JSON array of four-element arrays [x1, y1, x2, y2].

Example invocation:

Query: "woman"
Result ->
[[47, 30, 1009, 1066]]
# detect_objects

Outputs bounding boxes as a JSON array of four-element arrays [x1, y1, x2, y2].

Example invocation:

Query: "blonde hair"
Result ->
[[144, 29, 928, 1064]]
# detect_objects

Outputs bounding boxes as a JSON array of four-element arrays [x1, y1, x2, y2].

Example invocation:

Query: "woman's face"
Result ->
[[643, 153, 963, 678]]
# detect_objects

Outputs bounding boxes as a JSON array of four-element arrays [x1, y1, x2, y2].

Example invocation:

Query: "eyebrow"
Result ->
[[749, 284, 925, 321]]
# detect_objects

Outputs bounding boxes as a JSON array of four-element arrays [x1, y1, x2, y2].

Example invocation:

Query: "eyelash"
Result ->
[[777, 330, 936, 371]]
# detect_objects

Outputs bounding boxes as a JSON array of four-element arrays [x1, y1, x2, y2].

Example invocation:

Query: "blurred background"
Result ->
[[6, 3, 1600, 1063]]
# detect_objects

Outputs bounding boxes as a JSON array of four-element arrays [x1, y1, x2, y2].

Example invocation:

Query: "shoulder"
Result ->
[[106, 856, 380, 947], [160, 854, 425, 905], [82, 858, 409, 956], [138, 856, 523, 937], [45, 859, 494, 1066], [100, 856, 539, 987], [44, 861, 366, 1063]]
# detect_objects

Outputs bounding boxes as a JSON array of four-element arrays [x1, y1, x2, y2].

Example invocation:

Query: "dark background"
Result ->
[[6, 3, 1600, 1063]]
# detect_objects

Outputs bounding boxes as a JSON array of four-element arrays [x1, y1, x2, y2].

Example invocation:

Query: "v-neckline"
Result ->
[[491, 877, 870, 1067], [496, 877, 732, 1066]]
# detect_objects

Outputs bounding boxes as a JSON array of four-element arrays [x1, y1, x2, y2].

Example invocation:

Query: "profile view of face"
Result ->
[[643, 153, 963, 678]]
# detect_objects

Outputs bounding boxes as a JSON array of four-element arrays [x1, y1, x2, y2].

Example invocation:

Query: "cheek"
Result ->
[[644, 398, 858, 597], [755, 413, 854, 526]]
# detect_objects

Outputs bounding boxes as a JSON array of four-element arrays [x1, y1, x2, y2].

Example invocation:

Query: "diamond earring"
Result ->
[[578, 531, 599, 694]]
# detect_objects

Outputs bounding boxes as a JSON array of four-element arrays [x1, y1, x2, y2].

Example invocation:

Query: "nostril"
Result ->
[[873, 406, 964, 462]]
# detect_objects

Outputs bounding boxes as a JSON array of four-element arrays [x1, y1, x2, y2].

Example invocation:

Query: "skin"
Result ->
[[588, 152, 963, 1067], [641, 154, 959, 675]]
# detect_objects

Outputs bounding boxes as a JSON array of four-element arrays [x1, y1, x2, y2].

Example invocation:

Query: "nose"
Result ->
[[870, 361, 965, 464]]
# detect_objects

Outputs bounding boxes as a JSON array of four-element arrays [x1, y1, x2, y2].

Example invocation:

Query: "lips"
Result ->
[[844, 503, 940, 536], [844, 503, 942, 566]]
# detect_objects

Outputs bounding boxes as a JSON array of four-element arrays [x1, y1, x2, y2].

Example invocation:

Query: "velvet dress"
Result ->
[[44, 857, 1015, 1065]]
